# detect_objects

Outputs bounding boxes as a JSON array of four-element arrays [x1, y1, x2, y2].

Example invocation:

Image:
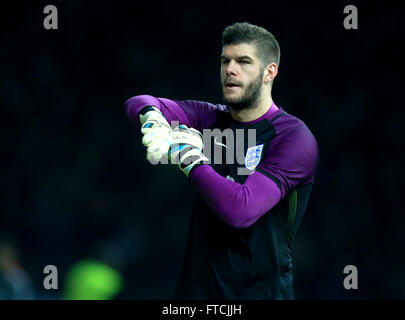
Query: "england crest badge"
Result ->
[[245, 144, 264, 171]]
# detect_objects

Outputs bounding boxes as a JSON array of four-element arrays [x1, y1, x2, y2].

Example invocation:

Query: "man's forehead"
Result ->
[[221, 43, 258, 59]]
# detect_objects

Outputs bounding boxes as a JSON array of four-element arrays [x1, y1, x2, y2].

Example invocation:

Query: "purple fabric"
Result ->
[[256, 112, 319, 199], [190, 165, 282, 229], [125, 95, 227, 132]]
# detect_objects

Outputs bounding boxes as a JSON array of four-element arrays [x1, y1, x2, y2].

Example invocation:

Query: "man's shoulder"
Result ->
[[264, 108, 319, 163], [270, 108, 315, 138]]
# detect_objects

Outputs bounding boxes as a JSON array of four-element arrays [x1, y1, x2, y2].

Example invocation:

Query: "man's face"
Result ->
[[220, 43, 264, 110]]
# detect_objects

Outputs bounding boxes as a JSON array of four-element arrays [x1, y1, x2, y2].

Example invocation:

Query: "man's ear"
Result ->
[[264, 63, 278, 84]]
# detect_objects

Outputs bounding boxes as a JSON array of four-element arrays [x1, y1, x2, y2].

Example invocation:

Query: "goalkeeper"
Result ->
[[125, 22, 318, 299]]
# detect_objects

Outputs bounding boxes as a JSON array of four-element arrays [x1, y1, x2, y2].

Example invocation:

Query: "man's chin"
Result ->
[[223, 92, 242, 104], [222, 97, 249, 110], [223, 96, 239, 105]]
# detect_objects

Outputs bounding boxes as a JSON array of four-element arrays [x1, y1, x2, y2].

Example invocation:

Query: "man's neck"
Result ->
[[230, 95, 273, 122]]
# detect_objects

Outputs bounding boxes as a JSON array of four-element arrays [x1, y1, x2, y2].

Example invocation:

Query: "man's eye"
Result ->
[[240, 60, 250, 64], [222, 60, 229, 64]]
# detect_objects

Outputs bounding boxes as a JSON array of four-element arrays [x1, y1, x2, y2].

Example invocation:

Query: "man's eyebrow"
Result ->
[[220, 55, 254, 61]]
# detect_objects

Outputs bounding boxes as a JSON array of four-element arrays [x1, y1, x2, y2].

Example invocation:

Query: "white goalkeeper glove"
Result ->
[[169, 124, 209, 177], [139, 106, 172, 164]]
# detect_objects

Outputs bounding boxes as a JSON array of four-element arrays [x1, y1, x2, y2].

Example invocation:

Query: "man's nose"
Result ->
[[225, 60, 237, 76]]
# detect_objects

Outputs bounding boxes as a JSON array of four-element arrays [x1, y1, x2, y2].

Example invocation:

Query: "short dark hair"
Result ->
[[221, 22, 280, 68]]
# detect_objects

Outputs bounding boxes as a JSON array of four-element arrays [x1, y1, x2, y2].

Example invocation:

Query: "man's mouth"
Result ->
[[225, 82, 241, 88]]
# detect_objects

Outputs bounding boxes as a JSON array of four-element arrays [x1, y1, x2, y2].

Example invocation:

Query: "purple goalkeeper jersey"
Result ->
[[125, 95, 319, 299]]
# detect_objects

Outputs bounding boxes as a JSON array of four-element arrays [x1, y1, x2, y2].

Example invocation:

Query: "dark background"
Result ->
[[1, 0, 404, 299]]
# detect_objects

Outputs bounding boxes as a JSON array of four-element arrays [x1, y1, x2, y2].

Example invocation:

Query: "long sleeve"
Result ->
[[124, 95, 228, 132], [189, 165, 282, 229]]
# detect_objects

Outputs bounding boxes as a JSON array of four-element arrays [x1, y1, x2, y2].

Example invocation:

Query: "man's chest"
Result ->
[[204, 120, 276, 183]]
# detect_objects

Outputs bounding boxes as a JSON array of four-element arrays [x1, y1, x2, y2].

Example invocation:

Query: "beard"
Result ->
[[221, 69, 264, 110]]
